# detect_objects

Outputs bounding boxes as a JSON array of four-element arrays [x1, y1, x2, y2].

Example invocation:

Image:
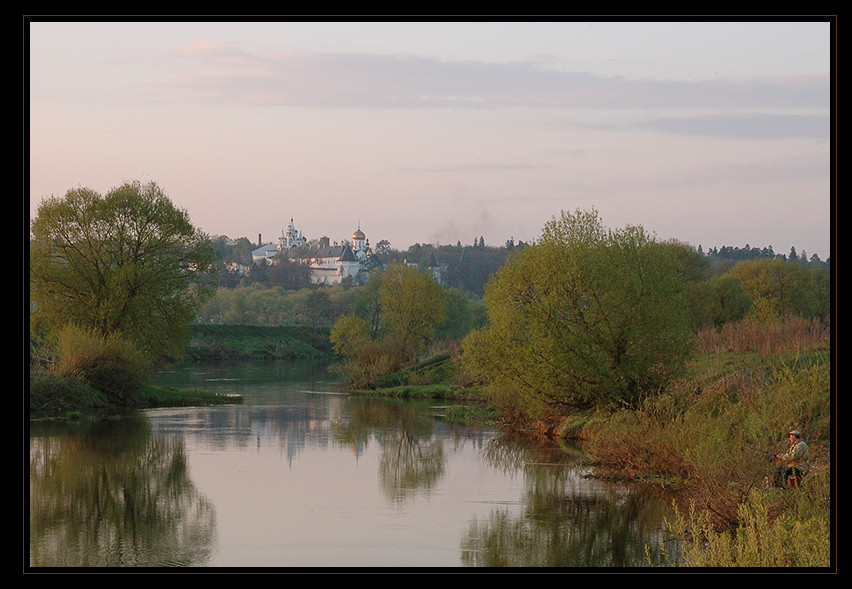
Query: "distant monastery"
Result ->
[[251, 219, 372, 285]]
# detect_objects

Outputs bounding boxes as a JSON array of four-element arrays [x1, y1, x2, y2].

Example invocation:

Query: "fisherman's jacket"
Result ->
[[780, 440, 810, 474]]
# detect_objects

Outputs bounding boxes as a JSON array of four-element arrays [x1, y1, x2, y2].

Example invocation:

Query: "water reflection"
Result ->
[[460, 465, 674, 567], [332, 398, 454, 503], [29, 418, 215, 567], [29, 360, 678, 568], [457, 436, 676, 567]]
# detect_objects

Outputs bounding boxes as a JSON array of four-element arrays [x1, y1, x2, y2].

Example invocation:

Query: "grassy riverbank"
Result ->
[[186, 324, 332, 360], [28, 323, 328, 421], [28, 370, 243, 421], [344, 351, 501, 424], [27, 324, 330, 420]]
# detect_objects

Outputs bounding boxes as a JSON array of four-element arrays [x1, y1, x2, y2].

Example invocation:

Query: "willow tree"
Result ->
[[30, 181, 218, 360], [462, 209, 693, 416]]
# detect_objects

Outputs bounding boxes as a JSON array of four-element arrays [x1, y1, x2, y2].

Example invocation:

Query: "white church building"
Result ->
[[252, 219, 372, 285]]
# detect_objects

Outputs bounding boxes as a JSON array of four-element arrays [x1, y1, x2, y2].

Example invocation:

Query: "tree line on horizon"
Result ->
[[210, 232, 830, 294], [699, 242, 829, 270]]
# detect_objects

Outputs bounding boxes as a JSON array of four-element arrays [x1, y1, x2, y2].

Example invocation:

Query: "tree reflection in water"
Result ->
[[330, 397, 679, 567], [331, 397, 447, 503], [461, 434, 679, 567], [29, 417, 216, 567]]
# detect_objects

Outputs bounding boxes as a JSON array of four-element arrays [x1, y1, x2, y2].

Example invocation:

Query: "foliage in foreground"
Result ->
[[29, 374, 242, 420], [660, 468, 831, 567], [29, 370, 110, 419], [580, 316, 831, 567], [583, 320, 829, 507]]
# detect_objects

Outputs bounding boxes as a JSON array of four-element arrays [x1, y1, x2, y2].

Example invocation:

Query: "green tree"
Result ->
[[809, 265, 831, 321], [330, 263, 447, 387], [378, 262, 447, 362], [349, 272, 384, 338], [664, 239, 709, 282], [687, 273, 753, 329], [330, 314, 372, 358], [436, 288, 486, 340], [268, 257, 312, 290], [729, 258, 828, 321], [302, 288, 331, 329], [231, 237, 255, 265], [329, 312, 397, 389], [30, 181, 217, 360], [463, 209, 693, 416]]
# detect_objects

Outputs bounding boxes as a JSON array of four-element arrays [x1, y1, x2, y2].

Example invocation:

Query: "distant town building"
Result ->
[[280, 218, 307, 249], [251, 219, 372, 285]]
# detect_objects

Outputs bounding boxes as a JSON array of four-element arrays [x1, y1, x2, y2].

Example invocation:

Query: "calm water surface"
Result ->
[[29, 359, 678, 569]]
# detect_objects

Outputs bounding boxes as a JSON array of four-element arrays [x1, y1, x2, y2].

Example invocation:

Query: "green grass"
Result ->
[[137, 385, 244, 408], [29, 370, 110, 420], [187, 324, 332, 360], [374, 353, 458, 387], [29, 370, 243, 420]]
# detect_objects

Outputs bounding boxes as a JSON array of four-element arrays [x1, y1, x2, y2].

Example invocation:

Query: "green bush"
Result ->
[[664, 467, 830, 567], [463, 210, 694, 416], [53, 324, 149, 405], [583, 336, 830, 535], [29, 369, 109, 418]]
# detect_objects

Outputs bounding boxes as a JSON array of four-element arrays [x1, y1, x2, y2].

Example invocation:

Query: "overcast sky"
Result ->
[[27, 19, 834, 259]]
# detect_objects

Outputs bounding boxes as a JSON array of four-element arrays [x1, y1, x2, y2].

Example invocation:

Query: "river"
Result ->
[[28, 359, 680, 569]]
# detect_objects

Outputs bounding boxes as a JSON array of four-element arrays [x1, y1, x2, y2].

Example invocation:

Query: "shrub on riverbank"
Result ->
[[28, 324, 150, 417], [349, 344, 487, 396], [581, 316, 831, 566], [50, 324, 149, 405], [29, 370, 110, 419], [29, 324, 244, 420], [583, 349, 829, 499], [345, 343, 493, 426], [462, 211, 695, 416], [662, 466, 831, 567], [29, 372, 242, 420], [581, 317, 829, 482]]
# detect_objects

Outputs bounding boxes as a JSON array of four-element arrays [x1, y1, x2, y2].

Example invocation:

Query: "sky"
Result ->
[[26, 19, 834, 260]]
